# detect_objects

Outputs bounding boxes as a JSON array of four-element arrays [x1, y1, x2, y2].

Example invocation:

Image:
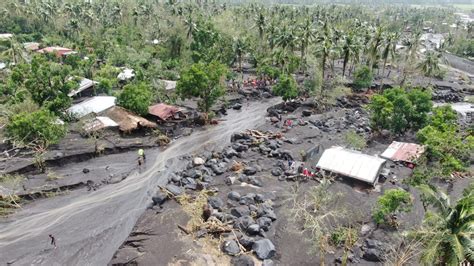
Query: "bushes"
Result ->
[[368, 87, 432, 135], [117, 82, 153, 116], [373, 189, 412, 226], [353, 66, 373, 91], [416, 106, 473, 176], [273, 74, 298, 101], [6, 109, 66, 147]]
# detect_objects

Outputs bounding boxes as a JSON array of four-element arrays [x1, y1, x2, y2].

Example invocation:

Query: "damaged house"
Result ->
[[317, 146, 386, 186], [102, 106, 156, 133]]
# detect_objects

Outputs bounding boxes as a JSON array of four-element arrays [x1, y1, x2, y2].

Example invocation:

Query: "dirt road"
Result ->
[[0, 98, 280, 266]]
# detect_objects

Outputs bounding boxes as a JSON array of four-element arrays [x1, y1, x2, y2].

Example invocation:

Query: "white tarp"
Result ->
[[67, 96, 116, 118], [317, 146, 386, 185], [118, 68, 135, 81]]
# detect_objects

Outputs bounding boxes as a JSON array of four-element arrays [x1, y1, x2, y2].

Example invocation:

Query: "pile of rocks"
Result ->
[[309, 108, 371, 135], [150, 130, 282, 263]]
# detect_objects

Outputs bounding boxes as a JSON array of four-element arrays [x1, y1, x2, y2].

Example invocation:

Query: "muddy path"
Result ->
[[0, 98, 281, 266]]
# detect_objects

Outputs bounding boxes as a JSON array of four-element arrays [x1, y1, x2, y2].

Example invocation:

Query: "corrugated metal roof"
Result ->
[[316, 146, 386, 185], [381, 142, 425, 163], [67, 96, 116, 118], [68, 78, 98, 97], [148, 103, 180, 121], [37, 46, 74, 57], [83, 116, 118, 133]]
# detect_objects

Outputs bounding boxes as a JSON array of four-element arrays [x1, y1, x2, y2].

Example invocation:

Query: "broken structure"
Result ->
[[381, 142, 425, 164], [102, 106, 156, 132], [316, 146, 386, 186], [83, 116, 119, 134], [148, 103, 183, 122], [68, 78, 99, 98]]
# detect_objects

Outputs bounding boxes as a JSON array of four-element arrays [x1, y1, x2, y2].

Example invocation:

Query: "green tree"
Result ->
[[117, 82, 153, 116], [353, 65, 373, 91], [273, 74, 298, 101], [372, 188, 412, 226], [6, 109, 66, 147], [176, 61, 228, 113], [418, 51, 441, 84], [368, 87, 432, 135], [413, 184, 474, 265], [417, 106, 473, 175]]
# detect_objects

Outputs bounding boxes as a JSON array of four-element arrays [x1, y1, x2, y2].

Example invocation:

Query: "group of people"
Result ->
[[228, 77, 277, 91], [289, 160, 318, 178]]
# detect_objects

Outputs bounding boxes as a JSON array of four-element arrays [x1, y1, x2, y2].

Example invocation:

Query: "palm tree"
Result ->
[[233, 37, 248, 73], [367, 25, 384, 71], [341, 33, 357, 77], [417, 51, 441, 85], [413, 184, 474, 265], [315, 22, 332, 81], [254, 11, 266, 39], [298, 18, 316, 70], [379, 32, 399, 89]]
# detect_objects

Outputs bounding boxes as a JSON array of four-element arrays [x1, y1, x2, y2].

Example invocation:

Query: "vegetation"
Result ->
[[117, 82, 153, 116], [344, 130, 367, 150], [272, 74, 298, 101], [372, 189, 413, 226], [417, 106, 473, 176], [177, 61, 227, 113], [412, 184, 474, 265], [368, 87, 432, 135], [6, 109, 66, 147], [353, 66, 373, 91]]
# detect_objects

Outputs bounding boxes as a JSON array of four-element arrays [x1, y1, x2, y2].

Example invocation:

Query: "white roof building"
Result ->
[[67, 96, 116, 118], [68, 78, 99, 97], [316, 146, 386, 186], [118, 68, 135, 81]]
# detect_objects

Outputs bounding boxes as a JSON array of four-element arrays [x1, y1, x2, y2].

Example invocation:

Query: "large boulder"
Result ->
[[152, 191, 168, 206], [193, 157, 205, 166], [243, 166, 257, 175], [165, 184, 183, 196], [231, 255, 255, 266], [228, 191, 241, 201], [208, 197, 224, 210], [252, 239, 276, 260], [222, 240, 240, 256], [231, 206, 251, 218]]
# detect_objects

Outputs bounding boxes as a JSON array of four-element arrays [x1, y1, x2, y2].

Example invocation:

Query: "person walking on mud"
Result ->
[[49, 234, 57, 249], [137, 148, 146, 166]]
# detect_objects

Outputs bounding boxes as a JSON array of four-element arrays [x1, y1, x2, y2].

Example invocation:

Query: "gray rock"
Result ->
[[233, 143, 249, 152], [231, 205, 250, 218], [257, 217, 272, 231], [249, 177, 262, 187], [208, 197, 224, 210], [170, 174, 182, 182], [240, 193, 256, 205], [222, 240, 240, 256], [211, 164, 225, 175], [363, 248, 383, 262], [243, 167, 257, 175], [233, 103, 243, 110], [237, 216, 255, 230], [247, 224, 260, 235], [262, 259, 275, 266], [228, 191, 241, 201], [231, 255, 255, 266], [252, 239, 276, 260], [152, 191, 168, 206], [165, 184, 183, 196], [238, 236, 255, 250], [185, 169, 201, 179], [360, 224, 372, 236], [225, 148, 239, 158], [302, 110, 312, 116]]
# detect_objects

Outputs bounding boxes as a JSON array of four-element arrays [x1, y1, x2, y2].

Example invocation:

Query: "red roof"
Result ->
[[148, 103, 179, 121], [381, 142, 425, 163], [37, 46, 74, 57]]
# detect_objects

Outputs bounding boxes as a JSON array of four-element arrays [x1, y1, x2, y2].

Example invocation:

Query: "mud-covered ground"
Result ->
[[110, 100, 472, 265]]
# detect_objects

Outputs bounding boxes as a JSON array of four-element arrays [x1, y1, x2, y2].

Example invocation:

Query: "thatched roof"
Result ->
[[103, 106, 156, 132]]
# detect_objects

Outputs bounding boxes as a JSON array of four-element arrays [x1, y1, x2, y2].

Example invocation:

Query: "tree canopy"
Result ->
[[117, 82, 153, 116]]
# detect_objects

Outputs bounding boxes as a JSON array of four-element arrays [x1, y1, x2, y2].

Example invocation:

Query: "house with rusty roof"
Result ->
[[148, 103, 186, 122]]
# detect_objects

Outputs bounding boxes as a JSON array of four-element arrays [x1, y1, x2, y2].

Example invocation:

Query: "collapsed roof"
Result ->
[[148, 103, 181, 121], [68, 78, 98, 97], [103, 106, 156, 132], [381, 142, 425, 164]]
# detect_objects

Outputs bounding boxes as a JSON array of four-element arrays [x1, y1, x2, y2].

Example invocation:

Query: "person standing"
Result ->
[[49, 234, 57, 249]]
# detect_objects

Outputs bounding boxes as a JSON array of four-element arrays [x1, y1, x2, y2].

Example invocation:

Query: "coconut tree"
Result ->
[[367, 25, 384, 71], [254, 11, 266, 39], [341, 33, 357, 77], [233, 37, 248, 73], [379, 32, 399, 89], [298, 18, 316, 70], [413, 184, 474, 265], [418, 51, 441, 85], [315, 22, 332, 81]]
